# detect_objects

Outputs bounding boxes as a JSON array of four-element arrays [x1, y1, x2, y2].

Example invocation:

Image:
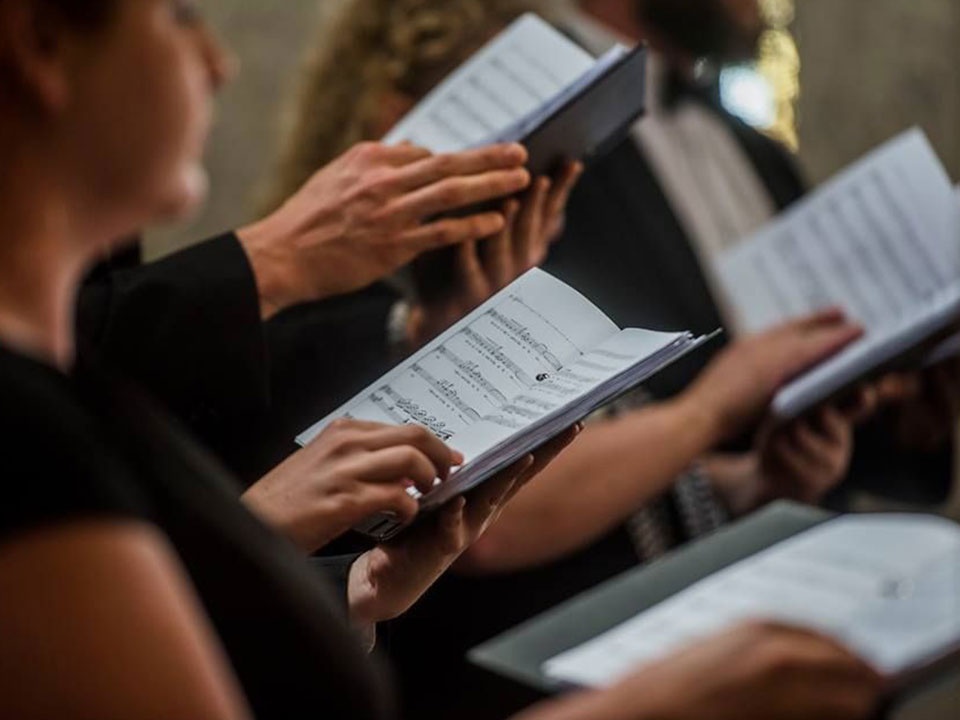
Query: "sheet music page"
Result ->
[[544, 515, 960, 688], [716, 129, 960, 336], [296, 270, 619, 459], [383, 14, 595, 152]]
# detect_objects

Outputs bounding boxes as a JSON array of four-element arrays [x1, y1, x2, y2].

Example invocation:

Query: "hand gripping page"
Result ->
[[295, 270, 714, 541], [715, 129, 960, 421], [383, 13, 647, 177]]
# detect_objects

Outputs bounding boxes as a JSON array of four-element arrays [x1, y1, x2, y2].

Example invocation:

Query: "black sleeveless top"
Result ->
[[0, 344, 395, 719]]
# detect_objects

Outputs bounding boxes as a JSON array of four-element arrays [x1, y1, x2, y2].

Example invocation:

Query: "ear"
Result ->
[[0, 0, 75, 113]]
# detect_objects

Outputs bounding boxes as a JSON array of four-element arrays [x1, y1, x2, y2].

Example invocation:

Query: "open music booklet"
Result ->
[[545, 514, 960, 689], [296, 270, 713, 540], [383, 13, 647, 176], [714, 129, 960, 420]]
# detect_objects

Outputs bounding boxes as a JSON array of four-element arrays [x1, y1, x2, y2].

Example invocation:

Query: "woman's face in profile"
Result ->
[[67, 0, 231, 232]]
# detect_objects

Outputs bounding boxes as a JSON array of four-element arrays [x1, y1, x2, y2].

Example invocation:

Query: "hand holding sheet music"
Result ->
[[296, 270, 713, 540], [715, 130, 960, 420], [384, 14, 647, 177], [545, 514, 960, 688]]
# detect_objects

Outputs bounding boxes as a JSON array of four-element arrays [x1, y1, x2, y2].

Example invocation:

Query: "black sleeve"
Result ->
[[77, 233, 270, 447]]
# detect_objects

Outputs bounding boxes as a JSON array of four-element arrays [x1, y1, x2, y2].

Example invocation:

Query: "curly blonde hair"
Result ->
[[263, 0, 549, 212]]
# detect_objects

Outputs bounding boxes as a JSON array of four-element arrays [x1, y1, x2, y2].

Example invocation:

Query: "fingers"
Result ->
[[400, 211, 507, 251], [542, 161, 583, 241], [514, 177, 550, 268], [433, 497, 468, 556], [393, 167, 531, 223], [390, 143, 528, 192], [524, 424, 583, 481], [374, 142, 434, 167], [342, 446, 444, 495], [463, 455, 533, 529], [839, 385, 880, 424], [484, 199, 520, 289], [356, 483, 421, 524], [348, 424, 464, 481], [774, 312, 863, 384], [455, 239, 489, 304]]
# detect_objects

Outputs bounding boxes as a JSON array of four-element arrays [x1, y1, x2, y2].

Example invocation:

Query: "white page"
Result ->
[[383, 14, 595, 153], [296, 269, 619, 459], [451, 328, 687, 461], [717, 129, 960, 335], [545, 515, 960, 688]]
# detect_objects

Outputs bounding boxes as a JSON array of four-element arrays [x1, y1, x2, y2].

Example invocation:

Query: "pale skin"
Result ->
[[0, 0, 883, 718]]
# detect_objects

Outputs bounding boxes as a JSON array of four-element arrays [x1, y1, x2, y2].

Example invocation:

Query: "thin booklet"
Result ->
[[296, 270, 714, 541], [714, 129, 960, 421], [544, 514, 960, 690], [383, 13, 647, 176]]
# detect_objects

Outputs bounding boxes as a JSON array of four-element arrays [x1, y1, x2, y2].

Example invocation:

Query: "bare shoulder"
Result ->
[[0, 520, 251, 720]]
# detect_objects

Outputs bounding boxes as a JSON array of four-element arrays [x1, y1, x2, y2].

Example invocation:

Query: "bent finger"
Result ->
[[352, 425, 462, 480], [401, 212, 506, 252], [344, 446, 442, 495], [514, 177, 550, 268]]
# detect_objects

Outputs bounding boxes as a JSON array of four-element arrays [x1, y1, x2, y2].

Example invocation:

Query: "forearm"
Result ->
[[511, 683, 667, 720], [460, 395, 722, 573]]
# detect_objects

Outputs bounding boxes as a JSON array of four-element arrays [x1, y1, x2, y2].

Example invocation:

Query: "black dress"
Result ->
[[0, 343, 395, 720]]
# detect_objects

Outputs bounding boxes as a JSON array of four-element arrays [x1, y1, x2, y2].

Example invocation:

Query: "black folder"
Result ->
[[501, 45, 648, 177]]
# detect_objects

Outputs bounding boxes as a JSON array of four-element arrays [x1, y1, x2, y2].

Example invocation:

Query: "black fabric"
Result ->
[[77, 234, 400, 486], [0, 343, 395, 720], [77, 234, 269, 461]]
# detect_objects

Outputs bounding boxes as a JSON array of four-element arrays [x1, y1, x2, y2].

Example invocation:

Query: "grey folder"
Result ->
[[469, 502, 960, 719]]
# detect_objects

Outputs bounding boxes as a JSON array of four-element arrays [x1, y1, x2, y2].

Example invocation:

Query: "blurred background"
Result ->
[[146, 0, 960, 516]]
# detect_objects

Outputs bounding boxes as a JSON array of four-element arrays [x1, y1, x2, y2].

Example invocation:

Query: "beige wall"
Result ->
[[795, 0, 960, 183], [144, 0, 333, 259]]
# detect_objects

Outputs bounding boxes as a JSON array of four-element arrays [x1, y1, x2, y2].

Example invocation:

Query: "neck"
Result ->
[[578, 0, 697, 74], [0, 146, 94, 371]]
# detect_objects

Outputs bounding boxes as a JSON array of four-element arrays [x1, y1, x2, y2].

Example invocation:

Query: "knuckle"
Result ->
[[435, 183, 464, 207], [354, 141, 380, 161], [432, 153, 458, 176], [401, 424, 433, 445], [328, 418, 355, 434], [430, 223, 460, 247]]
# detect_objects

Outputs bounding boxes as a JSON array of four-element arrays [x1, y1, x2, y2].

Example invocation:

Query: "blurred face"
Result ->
[[636, 0, 766, 63], [61, 0, 230, 235]]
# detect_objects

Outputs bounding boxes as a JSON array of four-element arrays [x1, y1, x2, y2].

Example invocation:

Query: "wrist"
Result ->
[[236, 217, 305, 320], [669, 390, 726, 451]]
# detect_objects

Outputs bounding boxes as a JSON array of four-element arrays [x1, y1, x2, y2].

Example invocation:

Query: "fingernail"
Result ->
[[452, 451, 465, 465]]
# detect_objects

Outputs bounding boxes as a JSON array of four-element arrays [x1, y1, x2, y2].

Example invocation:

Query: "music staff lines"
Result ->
[[462, 326, 535, 386], [436, 345, 509, 405], [411, 362, 482, 422]]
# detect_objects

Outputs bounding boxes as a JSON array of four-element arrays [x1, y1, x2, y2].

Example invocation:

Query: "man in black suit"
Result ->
[[545, 0, 955, 504]]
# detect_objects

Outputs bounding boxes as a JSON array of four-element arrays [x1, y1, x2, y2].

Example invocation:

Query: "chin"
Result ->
[[156, 165, 210, 221]]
